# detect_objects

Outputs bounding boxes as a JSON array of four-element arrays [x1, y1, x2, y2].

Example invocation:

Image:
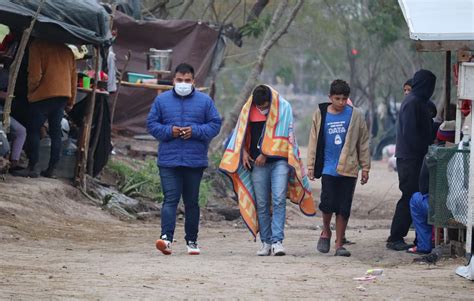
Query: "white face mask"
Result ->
[[257, 107, 269, 115], [175, 82, 193, 96]]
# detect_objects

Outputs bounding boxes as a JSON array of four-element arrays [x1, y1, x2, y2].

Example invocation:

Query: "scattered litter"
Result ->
[[353, 276, 376, 281], [356, 285, 366, 291], [366, 268, 384, 276]]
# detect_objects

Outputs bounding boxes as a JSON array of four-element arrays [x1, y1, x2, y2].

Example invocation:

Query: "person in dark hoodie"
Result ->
[[387, 69, 436, 251]]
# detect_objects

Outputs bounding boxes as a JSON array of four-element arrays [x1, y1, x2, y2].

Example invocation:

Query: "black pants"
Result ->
[[27, 97, 67, 168], [388, 158, 423, 242]]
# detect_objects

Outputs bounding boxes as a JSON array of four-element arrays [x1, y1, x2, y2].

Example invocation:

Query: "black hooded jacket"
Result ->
[[395, 69, 436, 159]]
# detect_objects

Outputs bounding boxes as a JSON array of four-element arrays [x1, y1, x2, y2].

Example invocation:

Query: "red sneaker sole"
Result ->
[[156, 240, 172, 255], [188, 251, 200, 255]]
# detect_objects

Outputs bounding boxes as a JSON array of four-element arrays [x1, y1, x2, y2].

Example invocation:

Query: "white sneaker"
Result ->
[[256, 242, 272, 256], [187, 241, 200, 255], [156, 235, 172, 255], [272, 241, 286, 256]]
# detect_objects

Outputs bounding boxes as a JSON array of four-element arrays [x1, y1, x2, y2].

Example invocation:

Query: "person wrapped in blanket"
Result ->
[[408, 121, 455, 254]]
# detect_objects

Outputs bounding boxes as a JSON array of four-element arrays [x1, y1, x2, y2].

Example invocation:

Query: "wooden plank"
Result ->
[[416, 40, 474, 52]]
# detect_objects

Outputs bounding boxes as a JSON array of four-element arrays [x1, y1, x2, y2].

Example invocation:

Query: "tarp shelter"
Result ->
[[111, 11, 224, 134], [399, 0, 474, 258], [0, 0, 113, 186], [0, 0, 112, 45]]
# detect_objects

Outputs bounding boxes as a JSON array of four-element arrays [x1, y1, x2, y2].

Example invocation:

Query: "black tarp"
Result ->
[[69, 93, 112, 177], [0, 0, 112, 45]]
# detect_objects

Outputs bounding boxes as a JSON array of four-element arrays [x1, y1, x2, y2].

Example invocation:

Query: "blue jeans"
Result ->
[[27, 97, 67, 168], [159, 166, 204, 242], [251, 160, 289, 244], [410, 192, 432, 253]]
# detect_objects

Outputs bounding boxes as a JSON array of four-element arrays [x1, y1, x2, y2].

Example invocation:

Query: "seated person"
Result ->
[[409, 121, 455, 254], [0, 91, 27, 171]]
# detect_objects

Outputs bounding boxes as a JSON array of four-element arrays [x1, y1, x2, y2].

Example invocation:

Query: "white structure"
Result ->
[[399, 0, 474, 259], [399, 0, 474, 41]]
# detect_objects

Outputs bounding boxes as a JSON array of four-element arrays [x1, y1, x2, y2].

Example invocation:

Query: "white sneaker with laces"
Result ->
[[187, 241, 200, 255], [256, 242, 272, 256], [272, 241, 286, 256], [156, 235, 172, 255]]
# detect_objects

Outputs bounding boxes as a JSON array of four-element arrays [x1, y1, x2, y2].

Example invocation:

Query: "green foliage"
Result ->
[[364, 0, 406, 47], [106, 159, 164, 203], [239, 15, 272, 38], [199, 179, 212, 208], [275, 65, 295, 85]]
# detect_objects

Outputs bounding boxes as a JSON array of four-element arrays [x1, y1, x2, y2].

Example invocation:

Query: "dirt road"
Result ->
[[0, 162, 472, 300]]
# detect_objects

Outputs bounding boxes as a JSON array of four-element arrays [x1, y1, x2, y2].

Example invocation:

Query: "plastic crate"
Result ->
[[127, 72, 154, 83], [426, 145, 470, 228]]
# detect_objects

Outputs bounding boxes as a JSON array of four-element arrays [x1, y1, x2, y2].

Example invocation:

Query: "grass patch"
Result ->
[[106, 158, 214, 207], [199, 179, 212, 208], [106, 158, 163, 203]]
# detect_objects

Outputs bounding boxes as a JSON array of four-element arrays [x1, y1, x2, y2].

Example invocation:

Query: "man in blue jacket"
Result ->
[[387, 69, 436, 251], [147, 63, 221, 255]]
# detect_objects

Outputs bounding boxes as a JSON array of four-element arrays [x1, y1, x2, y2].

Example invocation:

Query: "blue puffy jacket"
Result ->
[[147, 88, 221, 168]]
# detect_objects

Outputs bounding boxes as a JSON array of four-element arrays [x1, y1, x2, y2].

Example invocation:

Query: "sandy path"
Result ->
[[0, 224, 471, 300], [0, 162, 472, 300]]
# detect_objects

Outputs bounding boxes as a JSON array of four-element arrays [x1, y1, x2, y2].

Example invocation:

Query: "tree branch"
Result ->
[[265, 0, 304, 50], [222, 0, 241, 24], [176, 0, 193, 19], [247, 0, 269, 22]]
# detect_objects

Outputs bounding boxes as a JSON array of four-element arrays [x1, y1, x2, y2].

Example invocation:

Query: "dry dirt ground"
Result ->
[[0, 161, 473, 300]]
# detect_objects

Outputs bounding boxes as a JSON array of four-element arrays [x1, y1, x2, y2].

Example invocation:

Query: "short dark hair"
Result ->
[[252, 85, 271, 106], [174, 63, 194, 77], [329, 79, 350, 96], [404, 78, 413, 88]]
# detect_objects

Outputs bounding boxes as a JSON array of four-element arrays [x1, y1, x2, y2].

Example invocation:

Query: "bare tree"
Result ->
[[210, 0, 304, 153]]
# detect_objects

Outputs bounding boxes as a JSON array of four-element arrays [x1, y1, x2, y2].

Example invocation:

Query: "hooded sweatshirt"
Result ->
[[395, 69, 436, 159]]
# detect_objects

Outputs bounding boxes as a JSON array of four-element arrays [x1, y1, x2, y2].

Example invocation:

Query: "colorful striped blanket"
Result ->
[[219, 86, 316, 238]]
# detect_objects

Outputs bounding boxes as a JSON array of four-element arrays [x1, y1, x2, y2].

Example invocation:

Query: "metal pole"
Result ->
[[466, 99, 474, 260], [2, 0, 46, 133]]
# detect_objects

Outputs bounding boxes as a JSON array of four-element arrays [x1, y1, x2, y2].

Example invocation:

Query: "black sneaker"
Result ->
[[40, 167, 57, 179], [386, 240, 414, 251], [186, 241, 200, 255], [11, 166, 39, 178]]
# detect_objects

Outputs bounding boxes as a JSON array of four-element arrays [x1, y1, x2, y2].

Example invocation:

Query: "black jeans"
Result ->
[[388, 158, 423, 242], [159, 166, 204, 242], [27, 97, 67, 168]]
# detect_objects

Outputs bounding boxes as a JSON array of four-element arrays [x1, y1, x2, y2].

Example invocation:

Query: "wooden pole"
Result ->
[[75, 46, 101, 189], [2, 0, 46, 133], [110, 50, 131, 124], [445, 51, 451, 120]]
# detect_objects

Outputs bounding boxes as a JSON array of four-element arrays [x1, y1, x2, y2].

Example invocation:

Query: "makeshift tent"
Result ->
[[0, 0, 112, 45], [399, 0, 474, 259], [0, 0, 113, 187], [111, 11, 225, 134]]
